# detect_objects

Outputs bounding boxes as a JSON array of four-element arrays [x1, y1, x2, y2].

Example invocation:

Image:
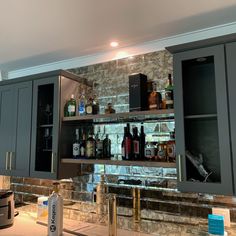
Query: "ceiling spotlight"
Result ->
[[110, 41, 119, 48]]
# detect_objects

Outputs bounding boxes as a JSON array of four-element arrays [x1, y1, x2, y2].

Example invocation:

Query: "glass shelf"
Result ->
[[61, 158, 176, 168], [63, 109, 174, 124]]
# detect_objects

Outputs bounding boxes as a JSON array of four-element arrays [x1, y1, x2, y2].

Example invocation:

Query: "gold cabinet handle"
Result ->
[[51, 152, 54, 173], [5, 152, 9, 170], [178, 154, 182, 182], [9, 152, 13, 170]]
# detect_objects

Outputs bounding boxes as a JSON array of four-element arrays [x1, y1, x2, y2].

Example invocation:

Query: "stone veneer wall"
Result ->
[[9, 50, 236, 234]]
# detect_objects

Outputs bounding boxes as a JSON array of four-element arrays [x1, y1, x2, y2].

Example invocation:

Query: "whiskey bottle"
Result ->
[[72, 129, 80, 158], [148, 82, 162, 110], [67, 94, 76, 116], [132, 127, 140, 160], [85, 98, 93, 115], [86, 132, 96, 158]]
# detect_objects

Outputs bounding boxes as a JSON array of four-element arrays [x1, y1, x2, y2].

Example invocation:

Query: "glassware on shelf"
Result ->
[[43, 128, 52, 150], [44, 104, 53, 124]]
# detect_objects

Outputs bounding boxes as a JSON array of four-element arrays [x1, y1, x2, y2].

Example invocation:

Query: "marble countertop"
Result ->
[[0, 211, 151, 236]]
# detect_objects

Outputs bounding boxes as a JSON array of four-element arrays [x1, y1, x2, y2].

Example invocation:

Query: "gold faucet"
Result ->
[[108, 194, 117, 236], [132, 187, 141, 223]]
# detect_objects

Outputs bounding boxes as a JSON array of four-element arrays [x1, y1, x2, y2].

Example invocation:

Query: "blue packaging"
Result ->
[[208, 214, 224, 235]]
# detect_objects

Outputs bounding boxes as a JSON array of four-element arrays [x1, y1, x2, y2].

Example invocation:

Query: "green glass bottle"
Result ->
[[67, 94, 76, 116]]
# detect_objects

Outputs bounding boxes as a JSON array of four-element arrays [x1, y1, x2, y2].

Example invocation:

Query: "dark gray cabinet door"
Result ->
[[30, 77, 59, 179], [173, 45, 233, 195], [225, 42, 236, 194], [0, 81, 32, 176]]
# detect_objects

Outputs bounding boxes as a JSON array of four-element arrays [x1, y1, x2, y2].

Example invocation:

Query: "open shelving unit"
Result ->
[[61, 109, 175, 168]]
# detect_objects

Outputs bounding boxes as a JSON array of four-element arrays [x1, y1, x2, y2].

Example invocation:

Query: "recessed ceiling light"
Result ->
[[110, 41, 119, 48]]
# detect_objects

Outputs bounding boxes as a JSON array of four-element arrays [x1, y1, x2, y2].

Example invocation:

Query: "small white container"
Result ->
[[37, 196, 48, 222]]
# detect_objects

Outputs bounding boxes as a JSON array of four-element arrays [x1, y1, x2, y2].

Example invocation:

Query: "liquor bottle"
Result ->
[[80, 132, 86, 158], [95, 128, 103, 159], [48, 182, 63, 236], [86, 132, 96, 158], [67, 94, 76, 116], [166, 130, 176, 162], [165, 74, 174, 109], [103, 134, 111, 159], [148, 82, 162, 110], [122, 123, 133, 160], [72, 129, 80, 158], [92, 95, 99, 115], [85, 97, 93, 115], [78, 90, 86, 116], [132, 127, 140, 160], [139, 125, 146, 160], [64, 100, 69, 117]]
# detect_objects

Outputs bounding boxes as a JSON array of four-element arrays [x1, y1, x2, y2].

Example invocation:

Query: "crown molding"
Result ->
[[8, 21, 236, 79]]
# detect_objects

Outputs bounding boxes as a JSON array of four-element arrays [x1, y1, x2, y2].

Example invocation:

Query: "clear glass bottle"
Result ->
[[78, 90, 86, 116]]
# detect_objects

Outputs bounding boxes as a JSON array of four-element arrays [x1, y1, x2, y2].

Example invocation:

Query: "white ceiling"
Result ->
[[1, 0, 236, 74]]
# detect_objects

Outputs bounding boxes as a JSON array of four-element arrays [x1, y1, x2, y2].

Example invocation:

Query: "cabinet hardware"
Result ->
[[178, 154, 182, 182], [51, 153, 54, 173], [5, 152, 9, 170], [9, 152, 13, 170]]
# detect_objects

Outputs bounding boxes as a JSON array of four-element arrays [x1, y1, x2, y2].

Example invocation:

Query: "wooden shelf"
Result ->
[[61, 158, 176, 168], [63, 109, 174, 123]]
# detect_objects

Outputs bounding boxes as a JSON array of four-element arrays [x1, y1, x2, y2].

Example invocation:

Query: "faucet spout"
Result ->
[[108, 194, 117, 236]]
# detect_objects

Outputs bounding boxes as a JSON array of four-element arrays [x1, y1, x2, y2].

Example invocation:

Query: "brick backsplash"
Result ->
[[8, 50, 236, 233]]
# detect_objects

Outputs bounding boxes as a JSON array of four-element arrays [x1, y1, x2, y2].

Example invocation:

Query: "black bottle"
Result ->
[[103, 134, 111, 159], [122, 123, 133, 160], [139, 125, 146, 160], [132, 127, 140, 160]]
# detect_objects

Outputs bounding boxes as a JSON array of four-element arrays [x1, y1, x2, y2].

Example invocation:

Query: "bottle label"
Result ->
[[122, 146, 125, 157], [86, 141, 95, 157], [133, 140, 140, 154], [96, 141, 103, 157], [145, 147, 155, 158], [73, 143, 80, 157], [125, 138, 131, 154], [79, 101, 85, 115], [167, 143, 176, 158], [80, 146, 85, 157], [68, 105, 75, 113], [86, 105, 93, 114]]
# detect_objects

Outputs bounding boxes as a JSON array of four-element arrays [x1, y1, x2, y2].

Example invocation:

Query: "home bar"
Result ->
[[1, 2, 236, 236]]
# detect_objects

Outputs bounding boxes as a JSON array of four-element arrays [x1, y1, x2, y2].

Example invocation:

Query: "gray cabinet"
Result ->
[[29, 72, 87, 180], [226, 42, 236, 194], [173, 45, 233, 195], [0, 81, 32, 177], [30, 77, 59, 179]]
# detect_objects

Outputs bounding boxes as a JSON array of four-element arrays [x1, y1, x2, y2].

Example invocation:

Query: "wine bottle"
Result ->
[[140, 125, 146, 160], [122, 123, 133, 160], [72, 129, 80, 158], [103, 134, 111, 159], [132, 127, 140, 160]]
